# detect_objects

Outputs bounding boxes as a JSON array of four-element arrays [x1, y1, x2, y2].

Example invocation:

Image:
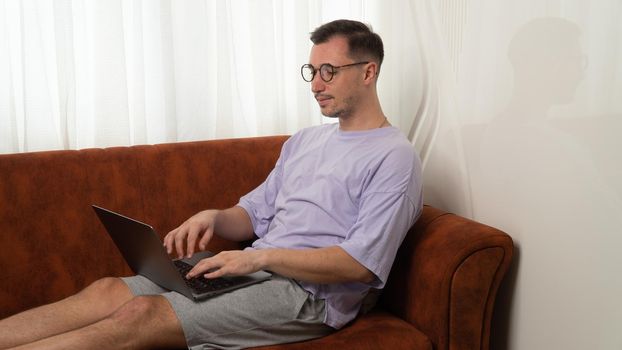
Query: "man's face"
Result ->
[[308, 36, 364, 119]]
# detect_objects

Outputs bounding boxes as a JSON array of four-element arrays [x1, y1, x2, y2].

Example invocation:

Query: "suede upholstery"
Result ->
[[0, 136, 513, 349]]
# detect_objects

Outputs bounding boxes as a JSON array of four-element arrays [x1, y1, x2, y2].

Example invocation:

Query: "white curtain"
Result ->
[[0, 0, 424, 154]]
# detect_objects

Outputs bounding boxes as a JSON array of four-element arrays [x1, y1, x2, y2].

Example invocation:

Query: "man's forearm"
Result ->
[[186, 214, 376, 285], [257, 246, 375, 284]]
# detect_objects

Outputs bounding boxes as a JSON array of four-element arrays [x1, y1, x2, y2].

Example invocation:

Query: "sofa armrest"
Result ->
[[380, 206, 513, 350]]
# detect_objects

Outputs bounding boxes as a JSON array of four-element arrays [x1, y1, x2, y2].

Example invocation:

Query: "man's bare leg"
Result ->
[[9, 295, 187, 350], [0, 277, 134, 349]]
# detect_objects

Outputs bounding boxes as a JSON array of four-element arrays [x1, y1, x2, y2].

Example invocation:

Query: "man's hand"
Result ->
[[186, 250, 264, 279], [163, 210, 219, 259]]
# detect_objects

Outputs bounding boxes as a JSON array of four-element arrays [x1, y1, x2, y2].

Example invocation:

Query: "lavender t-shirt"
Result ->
[[237, 123, 423, 329]]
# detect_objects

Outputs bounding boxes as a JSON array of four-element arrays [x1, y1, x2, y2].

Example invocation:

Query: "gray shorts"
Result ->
[[122, 275, 333, 350]]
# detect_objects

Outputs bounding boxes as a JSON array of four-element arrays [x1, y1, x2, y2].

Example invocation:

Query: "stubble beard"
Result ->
[[322, 95, 357, 120]]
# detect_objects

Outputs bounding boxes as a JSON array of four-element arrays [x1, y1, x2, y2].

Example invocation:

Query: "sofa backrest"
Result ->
[[0, 136, 287, 316]]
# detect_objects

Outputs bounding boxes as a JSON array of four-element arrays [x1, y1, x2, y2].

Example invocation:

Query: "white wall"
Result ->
[[420, 2, 622, 349]]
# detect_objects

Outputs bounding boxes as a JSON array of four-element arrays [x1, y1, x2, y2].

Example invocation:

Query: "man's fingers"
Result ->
[[174, 229, 188, 259], [198, 230, 212, 251], [163, 228, 179, 254], [187, 258, 220, 279], [164, 210, 218, 258], [186, 226, 205, 258], [186, 251, 260, 280], [202, 268, 227, 279]]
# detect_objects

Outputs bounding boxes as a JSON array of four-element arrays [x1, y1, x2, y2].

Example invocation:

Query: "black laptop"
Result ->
[[92, 205, 271, 301]]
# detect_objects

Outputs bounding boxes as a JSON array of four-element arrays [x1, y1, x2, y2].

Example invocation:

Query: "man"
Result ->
[[0, 19, 422, 349]]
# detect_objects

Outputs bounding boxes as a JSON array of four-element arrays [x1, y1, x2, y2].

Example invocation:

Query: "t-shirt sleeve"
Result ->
[[338, 191, 418, 288], [337, 143, 423, 288], [237, 139, 289, 237]]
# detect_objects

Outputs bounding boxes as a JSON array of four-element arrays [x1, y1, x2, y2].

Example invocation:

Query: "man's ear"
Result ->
[[363, 62, 378, 84]]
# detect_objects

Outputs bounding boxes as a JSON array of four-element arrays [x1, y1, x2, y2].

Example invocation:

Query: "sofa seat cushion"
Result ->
[[251, 310, 432, 350]]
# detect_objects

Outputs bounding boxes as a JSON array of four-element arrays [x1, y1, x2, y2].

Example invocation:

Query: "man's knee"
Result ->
[[79, 277, 128, 296], [73, 277, 132, 309], [106, 296, 186, 347], [109, 296, 160, 325]]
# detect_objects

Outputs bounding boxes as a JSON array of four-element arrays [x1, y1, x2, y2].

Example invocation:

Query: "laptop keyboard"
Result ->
[[173, 260, 235, 294]]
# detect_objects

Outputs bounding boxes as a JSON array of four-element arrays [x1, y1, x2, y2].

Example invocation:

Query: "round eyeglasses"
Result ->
[[301, 62, 369, 82]]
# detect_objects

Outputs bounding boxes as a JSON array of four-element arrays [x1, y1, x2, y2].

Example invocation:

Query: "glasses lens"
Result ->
[[319, 64, 335, 82], [301, 64, 315, 82]]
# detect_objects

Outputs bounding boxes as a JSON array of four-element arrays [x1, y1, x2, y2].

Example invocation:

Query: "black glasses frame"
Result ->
[[301, 61, 369, 82]]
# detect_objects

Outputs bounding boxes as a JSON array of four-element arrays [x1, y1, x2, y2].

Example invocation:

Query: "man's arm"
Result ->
[[186, 246, 376, 285], [167, 207, 375, 285], [163, 206, 254, 259]]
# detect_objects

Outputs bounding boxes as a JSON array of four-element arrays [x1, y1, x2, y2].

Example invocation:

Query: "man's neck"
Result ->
[[338, 105, 388, 131], [336, 86, 389, 131]]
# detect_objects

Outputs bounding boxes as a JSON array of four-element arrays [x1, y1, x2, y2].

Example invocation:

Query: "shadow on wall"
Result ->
[[475, 17, 622, 350]]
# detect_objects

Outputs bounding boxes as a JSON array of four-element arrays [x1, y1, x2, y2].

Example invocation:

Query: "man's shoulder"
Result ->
[[372, 127, 417, 157], [388, 130, 417, 156], [375, 129, 421, 175]]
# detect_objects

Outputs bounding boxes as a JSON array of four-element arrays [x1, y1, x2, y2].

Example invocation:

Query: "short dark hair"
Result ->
[[310, 19, 384, 70]]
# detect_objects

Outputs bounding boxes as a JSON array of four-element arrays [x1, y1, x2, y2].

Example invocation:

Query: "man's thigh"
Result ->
[[122, 275, 332, 349]]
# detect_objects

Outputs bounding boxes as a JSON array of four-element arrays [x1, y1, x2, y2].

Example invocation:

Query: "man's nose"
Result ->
[[311, 74, 325, 93]]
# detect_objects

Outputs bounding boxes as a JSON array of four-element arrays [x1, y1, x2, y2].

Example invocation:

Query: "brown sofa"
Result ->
[[0, 135, 513, 349]]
